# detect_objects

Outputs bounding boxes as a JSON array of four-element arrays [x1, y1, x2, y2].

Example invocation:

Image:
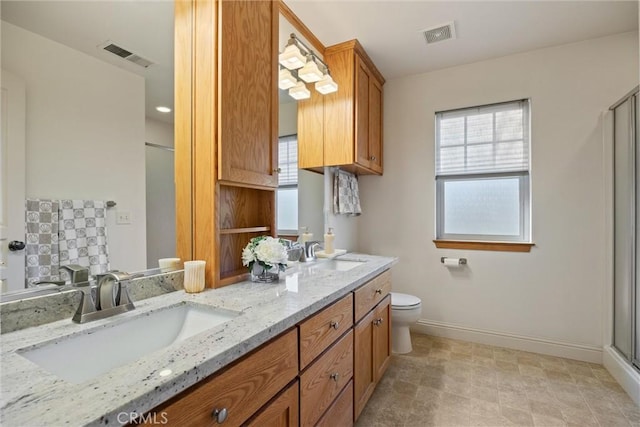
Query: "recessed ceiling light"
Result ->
[[156, 106, 172, 113]]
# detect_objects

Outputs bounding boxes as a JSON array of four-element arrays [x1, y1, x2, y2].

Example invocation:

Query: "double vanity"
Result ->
[[0, 254, 395, 426]]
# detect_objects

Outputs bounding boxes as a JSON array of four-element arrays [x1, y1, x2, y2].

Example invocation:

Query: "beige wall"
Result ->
[[357, 31, 639, 360], [145, 118, 175, 268], [2, 22, 147, 273]]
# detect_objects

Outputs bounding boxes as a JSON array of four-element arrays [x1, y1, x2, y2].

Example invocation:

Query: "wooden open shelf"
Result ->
[[217, 185, 275, 287], [220, 226, 271, 235]]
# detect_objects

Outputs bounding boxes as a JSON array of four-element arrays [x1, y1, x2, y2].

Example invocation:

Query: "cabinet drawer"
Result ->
[[246, 380, 299, 427], [150, 329, 298, 427], [354, 270, 391, 322], [300, 330, 354, 426], [316, 380, 353, 427], [299, 293, 353, 369]]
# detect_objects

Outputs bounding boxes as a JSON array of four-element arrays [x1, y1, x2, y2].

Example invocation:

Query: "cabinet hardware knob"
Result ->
[[375, 289, 382, 295], [370, 156, 377, 161], [212, 408, 228, 424], [373, 318, 383, 326], [273, 167, 282, 173], [330, 372, 340, 381], [330, 321, 339, 330]]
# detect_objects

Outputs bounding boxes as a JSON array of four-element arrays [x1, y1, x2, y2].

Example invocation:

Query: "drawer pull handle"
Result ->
[[212, 408, 228, 424], [330, 372, 340, 382], [375, 289, 382, 295], [330, 321, 339, 330]]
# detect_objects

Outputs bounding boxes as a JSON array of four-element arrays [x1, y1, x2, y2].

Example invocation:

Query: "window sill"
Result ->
[[433, 240, 534, 252]]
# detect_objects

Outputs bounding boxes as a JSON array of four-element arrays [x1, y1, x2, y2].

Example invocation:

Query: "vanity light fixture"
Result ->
[[278, 43, 307, 70], [156, 106, 172, 113], [279, 33, 338, 100], [289, 81, 311, 100], [278, 68, 297, 90], [298, 55, 324, 83], [315, 73, 338, 95]]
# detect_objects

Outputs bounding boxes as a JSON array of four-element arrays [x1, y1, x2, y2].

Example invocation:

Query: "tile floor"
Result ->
[[356, 333, 640, 427]]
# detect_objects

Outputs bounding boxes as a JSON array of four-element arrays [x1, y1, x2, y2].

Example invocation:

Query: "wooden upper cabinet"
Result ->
[[218, 0, 279, 188], [323, 39, 385, 175]]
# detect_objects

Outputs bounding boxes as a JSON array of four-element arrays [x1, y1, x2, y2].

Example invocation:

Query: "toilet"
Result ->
[[390, 292, 422, 354]]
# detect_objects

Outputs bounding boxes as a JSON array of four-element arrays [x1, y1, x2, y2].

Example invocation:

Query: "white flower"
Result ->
[[254, 237, 288, 267], [241, 247, 255, 266]]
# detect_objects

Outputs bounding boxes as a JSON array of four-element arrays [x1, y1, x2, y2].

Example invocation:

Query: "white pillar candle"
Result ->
[[184, 260, 206, 293], [158, 258, 182, 272]]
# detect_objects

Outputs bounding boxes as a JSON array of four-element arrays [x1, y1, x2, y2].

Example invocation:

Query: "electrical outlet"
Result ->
[[116, 211, 131, 225]]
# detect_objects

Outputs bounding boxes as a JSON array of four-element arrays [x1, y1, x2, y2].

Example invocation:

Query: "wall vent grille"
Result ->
[[99, 41, 154, 68], [422, 22, 457, 44]]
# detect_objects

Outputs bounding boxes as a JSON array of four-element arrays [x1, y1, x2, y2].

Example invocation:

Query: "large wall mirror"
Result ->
[[0, 1, 177, 294], [277, 10, 324, 243]]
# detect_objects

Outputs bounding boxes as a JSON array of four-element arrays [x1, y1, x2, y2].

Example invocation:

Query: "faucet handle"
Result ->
[[59, 264, 89, 284]]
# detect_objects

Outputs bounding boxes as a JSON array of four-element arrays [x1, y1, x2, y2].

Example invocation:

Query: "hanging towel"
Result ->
[[333, 170, 362, 216], [25, 199, 60, 286], [58, 200, 110, 279]]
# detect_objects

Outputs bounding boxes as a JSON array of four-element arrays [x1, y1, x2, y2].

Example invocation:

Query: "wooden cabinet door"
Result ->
[[368, 76, 383, 174], [354, 55, 371, 170], [353, 309, 375, 421], [218, 0, 278, 188], [373, 295, 391, 382], [246, 380, 299, 427], [300, 330, 354, 426], [147, 329, 298, 427], [298, 89, 324, 169], [316, 380, 353, 427]]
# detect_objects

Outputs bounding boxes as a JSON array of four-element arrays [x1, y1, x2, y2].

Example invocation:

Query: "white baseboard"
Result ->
[[413, 319, 603, 364], [603, 346, 640, 406]]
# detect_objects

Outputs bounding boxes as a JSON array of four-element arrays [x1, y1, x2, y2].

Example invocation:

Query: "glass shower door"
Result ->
[[613, 94, 636, 362], [635, 93, 639, 369]]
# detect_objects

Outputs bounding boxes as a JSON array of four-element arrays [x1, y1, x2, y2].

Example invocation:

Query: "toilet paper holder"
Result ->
[[441, 257, 467, 265]]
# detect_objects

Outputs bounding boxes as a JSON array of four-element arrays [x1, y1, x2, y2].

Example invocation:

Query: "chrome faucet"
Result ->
[[300, 241, 322, 262], [33, 264, 89, 287], [72, 270, 142, 324]]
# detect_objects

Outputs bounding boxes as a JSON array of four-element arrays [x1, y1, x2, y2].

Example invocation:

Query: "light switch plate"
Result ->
[[116, 211, 131, 224]]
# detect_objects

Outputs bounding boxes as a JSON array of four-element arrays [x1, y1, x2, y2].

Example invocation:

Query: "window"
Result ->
[[435, 99, 530, 243], [277, 134, 298, 234]]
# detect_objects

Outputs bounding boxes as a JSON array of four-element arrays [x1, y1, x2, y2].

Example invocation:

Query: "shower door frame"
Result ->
[[612, 86, 639, 371]]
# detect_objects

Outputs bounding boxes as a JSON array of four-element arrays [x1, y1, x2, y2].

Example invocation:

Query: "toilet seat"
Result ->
[[391, 292, 421, 310]]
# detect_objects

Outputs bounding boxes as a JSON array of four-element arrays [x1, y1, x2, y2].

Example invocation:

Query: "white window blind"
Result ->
[[436, 100, 530, 176], [278, 134, 298, 187]]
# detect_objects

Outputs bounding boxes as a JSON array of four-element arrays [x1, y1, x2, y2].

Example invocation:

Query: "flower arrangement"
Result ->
[[242, 236, 288, 274]]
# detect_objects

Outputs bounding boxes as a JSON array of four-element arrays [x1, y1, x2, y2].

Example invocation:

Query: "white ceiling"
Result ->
[[1, 1, 174, 124], [286, 0, 639, 79], [1, 1, 637, 122]]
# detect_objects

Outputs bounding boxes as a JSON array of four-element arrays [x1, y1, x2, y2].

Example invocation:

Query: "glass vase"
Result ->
[[251, 263, 280, 283]]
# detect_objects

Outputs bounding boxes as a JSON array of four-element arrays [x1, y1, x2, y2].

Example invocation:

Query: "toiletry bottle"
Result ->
[[324, 227, 335, 255], [300, 227, 313, 244]]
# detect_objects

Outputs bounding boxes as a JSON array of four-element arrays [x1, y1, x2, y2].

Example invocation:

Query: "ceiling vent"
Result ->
[[99, 41, 154, 69], [422, 22, 456, 45]]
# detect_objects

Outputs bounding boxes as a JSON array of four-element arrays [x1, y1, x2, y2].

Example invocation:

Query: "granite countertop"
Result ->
[[0, 253, 396, 426]]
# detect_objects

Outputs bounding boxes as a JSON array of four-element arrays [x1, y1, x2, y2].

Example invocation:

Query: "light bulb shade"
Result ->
[[278, 69, 297, 90], [278, 44, 306, 70], [315, 75, 338, 94], [289, 81, 311, 100], [298, 60, 324, 83]]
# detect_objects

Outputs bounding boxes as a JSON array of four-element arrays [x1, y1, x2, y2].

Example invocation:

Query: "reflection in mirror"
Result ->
[[277, 13, 324, 244], [0, 1, 177, 294]]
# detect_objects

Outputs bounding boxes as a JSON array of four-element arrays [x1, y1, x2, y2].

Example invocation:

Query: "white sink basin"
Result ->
[[313, 259, 366, 272], [18, 303, 239, 384]]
